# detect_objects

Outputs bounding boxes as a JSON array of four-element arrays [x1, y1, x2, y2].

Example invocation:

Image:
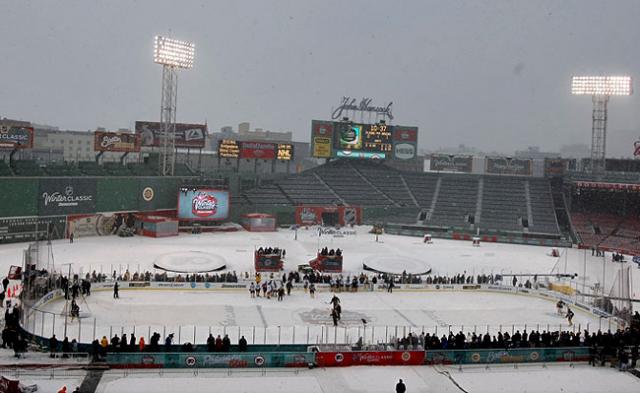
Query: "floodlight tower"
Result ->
[[153, 36, 195, 176], [571, 76, 632, 173]]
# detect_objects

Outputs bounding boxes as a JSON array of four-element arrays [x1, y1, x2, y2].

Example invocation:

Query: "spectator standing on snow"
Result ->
[[396, 379, 406, 393]]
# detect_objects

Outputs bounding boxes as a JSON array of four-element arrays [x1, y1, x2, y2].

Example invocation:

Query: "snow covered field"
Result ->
[[93, 364, 640, 393], [1, 226, 637, 298]]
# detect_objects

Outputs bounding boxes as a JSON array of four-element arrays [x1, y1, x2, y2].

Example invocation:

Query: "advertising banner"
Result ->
[[0, 126, 34, 149], [135, 121, 207, 148], [393, 143, 416, 160], [67, 213, 128, 237], [425, 347, 589, 365], [313, 137, 333, 158], [315, 351, 424, 367], [430, 154, 473, 173], [543, 158, 567, 176], [393, 127, 418, 142], [295, 206, 361, 226], [38, 179, 97, 215], [107, 352, 314, 369], [94, 132, 141, 152], [218, 140, 241, 158], [311, 121, 334, 158], [276, 144, 294, 160], [485, 157, 532, 176], [239, 142, 277, 159], [177, 189, 229, 221]]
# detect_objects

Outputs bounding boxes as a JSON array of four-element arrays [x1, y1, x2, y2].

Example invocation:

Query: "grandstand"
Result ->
[[237, 159, 562, 237]]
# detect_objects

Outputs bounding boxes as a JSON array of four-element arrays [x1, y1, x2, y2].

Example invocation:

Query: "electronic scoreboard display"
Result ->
[[313, 119, 417, 160], [218, 139, 240, 158], [335, 123, 392, 153], [277, 144, 294, 160]]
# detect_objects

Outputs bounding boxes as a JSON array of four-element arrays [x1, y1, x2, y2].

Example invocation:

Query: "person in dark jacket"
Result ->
[[50, 334, 58, 358], [207, 334, 216, 351], [222, 334, 231, 352], [396, 379, 406, 393], [238, 336, 248, 352], [61, 337, 70, 358]]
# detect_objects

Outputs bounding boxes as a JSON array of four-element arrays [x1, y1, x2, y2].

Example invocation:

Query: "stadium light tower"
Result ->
[[153, 35, 195, 176], [571, 76, 632, 173]]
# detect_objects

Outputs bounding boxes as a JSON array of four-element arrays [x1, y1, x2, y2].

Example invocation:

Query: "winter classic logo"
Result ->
[[299, 208, 317, 224], [192, 192, 218, 218], [42, 186, 93, 207], [142, 187, 154, 202]]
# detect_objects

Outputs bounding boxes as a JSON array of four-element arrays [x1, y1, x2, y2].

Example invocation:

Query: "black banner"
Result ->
[[0, 216, 66, 244], [486, 157, 532, 176], [38, 179, 97, 215], [430, 154, 473, 173], [135, 121, 207, 148]]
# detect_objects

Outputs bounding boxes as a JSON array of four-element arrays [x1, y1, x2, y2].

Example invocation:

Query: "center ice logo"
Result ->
[[192, 192, 218, 217]]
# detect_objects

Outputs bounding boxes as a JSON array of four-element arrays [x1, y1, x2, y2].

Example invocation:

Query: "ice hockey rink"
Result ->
[[2, 226, 634, 344]]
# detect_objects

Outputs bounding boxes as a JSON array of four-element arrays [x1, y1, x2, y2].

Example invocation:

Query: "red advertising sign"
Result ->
[[312, 121, 334, 137], [315, 351, 424, 367], [0, 126, 34, 149], [94, 131, 141, 152], [393, 127, 418, 142], [239, 142, 277, 159]]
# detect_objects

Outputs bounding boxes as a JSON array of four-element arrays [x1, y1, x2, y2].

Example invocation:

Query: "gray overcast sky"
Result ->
[[1, 0, 639, 156]]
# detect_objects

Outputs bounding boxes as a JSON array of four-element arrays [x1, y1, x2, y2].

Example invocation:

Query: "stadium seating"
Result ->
[[127, 163, 159, 176], [103, 162, 133, 176], [78, 161, 108, 176], [174, 163, 195, 176], [312, 161, 392, 206], [571, 211, 640, 254], [277, 175, 338, 205], [43, 162, 83, 177], [11, 160, 45, 176], [480, 176, 526, 232], [429, 175, 479, 228], [0, 160, 13, 176], [237, 159, 563, 236]]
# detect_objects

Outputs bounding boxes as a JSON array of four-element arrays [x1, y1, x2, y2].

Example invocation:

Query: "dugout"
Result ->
[[241, 213, 277, 232], [135, 215, 179, 238]]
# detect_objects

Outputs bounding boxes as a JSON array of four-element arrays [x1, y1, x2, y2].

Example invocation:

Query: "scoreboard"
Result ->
[[218, 140, 294, 161], [313, 120, 417, 160]]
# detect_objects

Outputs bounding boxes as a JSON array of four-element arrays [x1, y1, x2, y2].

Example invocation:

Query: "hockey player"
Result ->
[[113, 281, 119, 299], [249, 282, 256, 298], [566, 307, 574, 326], [70, 299, 80, 322], [330, 294, 341, 309], [309, 283, 316, 298], [556, 300, 565, 316]]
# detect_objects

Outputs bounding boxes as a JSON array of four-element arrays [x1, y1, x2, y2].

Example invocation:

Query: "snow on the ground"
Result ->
[[0, 226, 637, 300], [93, 364, 640, 393]]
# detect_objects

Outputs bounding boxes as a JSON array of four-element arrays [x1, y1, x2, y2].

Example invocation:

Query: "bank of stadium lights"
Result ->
[[571, 76, 632, 96], [153, 36, 195, 69], [154, 35, 195, 176], [571, 75, 633, 173]]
